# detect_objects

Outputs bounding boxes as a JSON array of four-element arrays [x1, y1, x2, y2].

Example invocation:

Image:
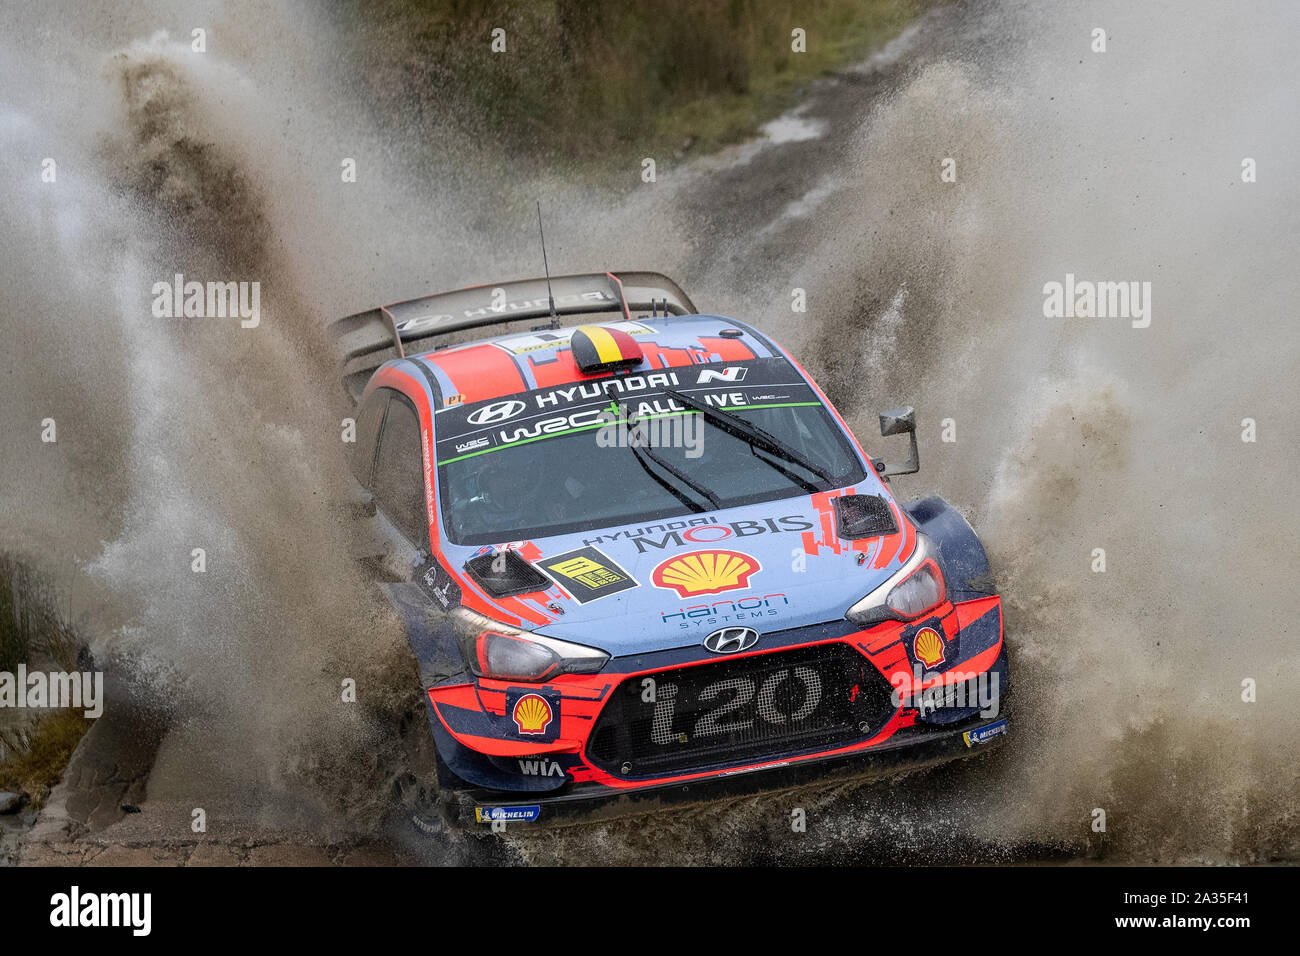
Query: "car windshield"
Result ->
[[434, 359, 866, 545]]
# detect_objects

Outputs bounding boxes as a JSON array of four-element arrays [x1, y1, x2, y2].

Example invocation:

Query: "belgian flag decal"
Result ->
[[571, 325, 644, 373]]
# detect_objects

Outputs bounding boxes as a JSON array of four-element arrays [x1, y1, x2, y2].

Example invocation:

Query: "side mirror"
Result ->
[[876, 406, 919, 477]]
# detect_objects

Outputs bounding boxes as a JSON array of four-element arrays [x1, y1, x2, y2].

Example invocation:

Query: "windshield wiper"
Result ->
[[749, 447, 821, 495], [604, 394, 719, 511], [663, 388, 834, 484]]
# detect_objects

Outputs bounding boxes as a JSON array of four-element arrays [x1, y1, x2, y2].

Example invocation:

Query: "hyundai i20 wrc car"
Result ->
[[330, 271, 1009, 830]]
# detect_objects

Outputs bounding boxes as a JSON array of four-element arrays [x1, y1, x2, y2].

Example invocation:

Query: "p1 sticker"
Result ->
[[538, 547, 637, 603]]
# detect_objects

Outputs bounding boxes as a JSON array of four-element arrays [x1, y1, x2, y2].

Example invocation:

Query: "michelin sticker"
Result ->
[[962, 718, 1008, 748], [474, 805, 542, 824]]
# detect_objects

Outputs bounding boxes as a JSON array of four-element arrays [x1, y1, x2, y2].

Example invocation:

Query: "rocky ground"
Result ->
[[12, 683, 406, 866]]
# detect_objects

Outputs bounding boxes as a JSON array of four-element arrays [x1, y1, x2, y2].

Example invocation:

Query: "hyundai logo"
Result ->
[[467, 400, 527, 426], [703, 626, 760, 654]]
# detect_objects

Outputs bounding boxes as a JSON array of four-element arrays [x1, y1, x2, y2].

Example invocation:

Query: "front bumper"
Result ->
[[440, 708, 1010, 829], [426, 593, 1009, 830]]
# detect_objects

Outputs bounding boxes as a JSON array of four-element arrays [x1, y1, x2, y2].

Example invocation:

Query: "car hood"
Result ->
[[445, 489, 916, 655]]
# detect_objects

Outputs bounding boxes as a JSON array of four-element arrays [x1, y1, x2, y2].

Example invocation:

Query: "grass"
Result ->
[[349, 0, 932, 174], [0, 710, 92, 804], [634, 0, 929, 156], [0, 552, 92, 804], [0, 552, 83, 674]]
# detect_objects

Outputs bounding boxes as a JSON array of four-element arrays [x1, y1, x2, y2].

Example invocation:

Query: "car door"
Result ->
[[373, 389, 432, 563], [360, 388, 431, 580], [355, 387, 463, 686]]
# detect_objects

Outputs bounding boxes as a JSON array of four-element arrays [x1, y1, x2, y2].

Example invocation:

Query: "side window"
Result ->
[[351, 390, 388, 487], [373, 393, 431, 549]]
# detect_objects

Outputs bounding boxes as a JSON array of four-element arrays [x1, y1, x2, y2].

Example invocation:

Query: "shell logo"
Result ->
[[512, 694, 554, 735], [913, 627, 946, 668], [652, 550, 760, 598]]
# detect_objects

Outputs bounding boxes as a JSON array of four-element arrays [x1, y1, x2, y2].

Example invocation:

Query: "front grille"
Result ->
[[587, 642, 896, 778]]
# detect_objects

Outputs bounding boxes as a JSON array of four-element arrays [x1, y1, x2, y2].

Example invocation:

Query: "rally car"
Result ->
[[330, 271, 1008, 830]]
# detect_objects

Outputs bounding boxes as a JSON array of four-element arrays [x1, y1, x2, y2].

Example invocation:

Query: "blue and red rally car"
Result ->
[[331, 271, 1008, 829]]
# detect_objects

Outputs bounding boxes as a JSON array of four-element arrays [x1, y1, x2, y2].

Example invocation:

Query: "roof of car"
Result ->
[[408, 314, 782, 406]]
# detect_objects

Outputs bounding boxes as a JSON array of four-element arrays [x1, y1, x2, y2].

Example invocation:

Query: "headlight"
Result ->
[[451, 608, 609, 682], [845, 533, 946, 626]]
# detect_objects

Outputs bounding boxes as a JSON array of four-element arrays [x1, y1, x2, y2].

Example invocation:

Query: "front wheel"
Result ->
[[393, 701, 445, 833], [391, 702, 513, 862]]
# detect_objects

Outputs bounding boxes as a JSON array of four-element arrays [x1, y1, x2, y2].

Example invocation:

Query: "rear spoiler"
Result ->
[[330, 271, 697, 403]]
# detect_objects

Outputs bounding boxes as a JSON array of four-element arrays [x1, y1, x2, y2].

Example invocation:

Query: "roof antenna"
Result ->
[[537, 200, 559, 329]]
